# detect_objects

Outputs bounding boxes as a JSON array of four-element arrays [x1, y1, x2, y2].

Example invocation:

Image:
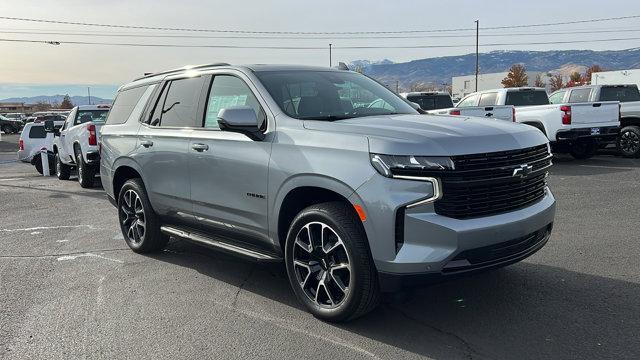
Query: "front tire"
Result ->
[[118, 178, 168, 253], [285, 202, 380, 322], [55, 152, 71, 180], [75, 146, 96, 188], [617, 126, 640, 158], [569, 141, 597, 159]]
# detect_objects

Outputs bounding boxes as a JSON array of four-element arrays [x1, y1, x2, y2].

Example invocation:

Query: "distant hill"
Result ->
[[0, 95, 113, 105], [352, 48, 640, 89]]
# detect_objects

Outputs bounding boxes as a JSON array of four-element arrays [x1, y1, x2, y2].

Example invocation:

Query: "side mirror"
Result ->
[[43, 119, 58, 135], [217, 107, 264, 141], [408, 101, 426, 114]]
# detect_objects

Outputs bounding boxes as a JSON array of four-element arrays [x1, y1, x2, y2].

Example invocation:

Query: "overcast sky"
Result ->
[[1, 0, 640, 99]]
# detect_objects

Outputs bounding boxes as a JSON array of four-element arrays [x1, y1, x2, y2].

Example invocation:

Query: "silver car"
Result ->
[[100, 64, 556, 322]]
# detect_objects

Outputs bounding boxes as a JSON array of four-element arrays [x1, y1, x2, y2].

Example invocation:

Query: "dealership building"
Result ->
[[592, 69, 640, 87]]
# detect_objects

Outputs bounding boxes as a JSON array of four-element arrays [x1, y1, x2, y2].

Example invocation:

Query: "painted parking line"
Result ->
[[0, 224, 97, 233]]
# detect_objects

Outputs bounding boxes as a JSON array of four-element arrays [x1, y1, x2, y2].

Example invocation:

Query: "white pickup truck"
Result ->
[[45, 105, 111, 187], [549, 84, 640, 157], [426, 90, 515, 121], [450, 87, 620, 159]]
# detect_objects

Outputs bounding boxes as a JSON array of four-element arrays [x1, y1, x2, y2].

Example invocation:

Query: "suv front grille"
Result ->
[[396, 144, 552, 219]]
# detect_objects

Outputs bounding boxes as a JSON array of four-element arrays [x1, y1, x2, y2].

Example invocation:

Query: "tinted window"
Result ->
[[74, 110, 109, 125], [456, 94, 479, 107], [567, 89, 592, 103], [599, 86, 640, 102], [158, 77, 204, 127], [548, 91, 566, 104], [406, 95, 453, 111], [256, 70, 416, 120], [505, 90, 549, 106], [205, 75, 264, 129], [28, 126, 47, 139], [106, 86, 149, 125], [478, 92, 498, 106]]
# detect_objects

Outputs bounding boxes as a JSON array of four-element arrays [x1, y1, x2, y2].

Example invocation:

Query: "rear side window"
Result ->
[[599, 86, 640, 102], [548, 91, 566, 104], [478, 92, 498, 106], [155, 77, 205, 127], [106, 86, 149, 125], [456, 94, 479, 107], [505, 90, 549, 106], [406, 95, 453, 111], [28, 126, 46, 139], [567, 89, 592, 103]]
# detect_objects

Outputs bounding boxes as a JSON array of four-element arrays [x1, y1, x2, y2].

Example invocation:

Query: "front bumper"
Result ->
[[351, 174, 556, 291], [556, 126, 620, 144]]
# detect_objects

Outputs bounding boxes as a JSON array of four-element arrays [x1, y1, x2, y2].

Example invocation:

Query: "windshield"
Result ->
[[600, 86, 640, 102], [255, 70, 417, 120], [406, 95, 453, 111], [505, 90, 550, 106], [75, 109, 109, 125]]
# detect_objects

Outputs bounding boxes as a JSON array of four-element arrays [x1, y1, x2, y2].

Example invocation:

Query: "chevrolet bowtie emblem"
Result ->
[[512, 164, 534, 178]]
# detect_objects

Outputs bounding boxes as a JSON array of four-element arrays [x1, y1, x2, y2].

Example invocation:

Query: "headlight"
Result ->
[[370, 153, 454, 178]]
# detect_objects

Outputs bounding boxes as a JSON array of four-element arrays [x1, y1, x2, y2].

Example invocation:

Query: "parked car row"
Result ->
[[411, 85, 640, 159], [0, 114, 25, 134]]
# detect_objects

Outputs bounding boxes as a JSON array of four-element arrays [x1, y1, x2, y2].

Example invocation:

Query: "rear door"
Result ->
[[57, 112, 76, 164], [188, 72, 273, 252], [135, 75, 206, 226]]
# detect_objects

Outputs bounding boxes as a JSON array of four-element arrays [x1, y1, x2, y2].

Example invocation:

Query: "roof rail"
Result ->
[[133, 62, 231, 81]]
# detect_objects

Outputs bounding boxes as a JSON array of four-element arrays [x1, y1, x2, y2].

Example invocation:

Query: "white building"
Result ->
[[452, 71, 547, 99], [592, 69, 640, 87]]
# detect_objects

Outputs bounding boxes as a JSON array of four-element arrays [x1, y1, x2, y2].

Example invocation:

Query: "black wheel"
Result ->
[[33, 154, 55, 175], [617, 126, 640, 158], [55, 152, 71, 180], [569, 141, 598, 159], [118, 178, 168, 253], [285, 202, 380, 322], [75, 146, 95, 188]]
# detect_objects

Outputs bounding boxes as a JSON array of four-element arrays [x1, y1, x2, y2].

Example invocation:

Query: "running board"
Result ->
[[160, 225, 281, 262]]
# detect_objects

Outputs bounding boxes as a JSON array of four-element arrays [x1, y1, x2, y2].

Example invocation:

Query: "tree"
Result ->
[[60, 95, 74, 109], [501, 64, 529, 88], [583, 65, 605, 84], [534, 74, 545, 88], [32, 101, 52, 112], [549, 74, 564, 92]]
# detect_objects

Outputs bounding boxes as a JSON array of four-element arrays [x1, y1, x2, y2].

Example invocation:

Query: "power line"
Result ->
[[2, 36, 640, 49], [3, 28, 640, 40], [0, 14, 639, 35]]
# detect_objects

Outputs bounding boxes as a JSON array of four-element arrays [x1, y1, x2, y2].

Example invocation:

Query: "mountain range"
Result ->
[[352, 48, 640, 89], [0, 95, 112, 106]]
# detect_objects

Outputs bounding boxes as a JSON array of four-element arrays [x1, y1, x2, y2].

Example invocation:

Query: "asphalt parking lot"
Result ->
[[1, 132, 639, 360]]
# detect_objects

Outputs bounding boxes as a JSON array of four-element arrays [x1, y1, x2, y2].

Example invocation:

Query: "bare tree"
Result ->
[[549, 74, 564, 92]]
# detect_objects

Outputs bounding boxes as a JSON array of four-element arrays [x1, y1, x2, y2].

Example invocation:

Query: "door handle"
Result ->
[[191, 143, 209, 152], [140, 140, 154, 148]]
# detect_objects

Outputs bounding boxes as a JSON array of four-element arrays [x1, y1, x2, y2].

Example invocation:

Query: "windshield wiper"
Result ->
[[297, 115, 355, 121]]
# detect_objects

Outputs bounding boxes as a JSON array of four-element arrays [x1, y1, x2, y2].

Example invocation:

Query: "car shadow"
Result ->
[[550, 153, 640, 177], [147, 240, 639, 359]]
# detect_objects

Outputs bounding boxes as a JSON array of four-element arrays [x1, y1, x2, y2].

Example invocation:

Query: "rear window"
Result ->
[[28, 126, 46, 139], [505, 90, 549, 106], [599, 86, 640, 102], [106, 86, 150, 125], [406, 95, 453, 111], [478, 92, 498, 106], [75, 110, 109, 125]]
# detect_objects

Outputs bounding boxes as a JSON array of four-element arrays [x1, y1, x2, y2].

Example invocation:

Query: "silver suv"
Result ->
[[101, 64, 556, 322]]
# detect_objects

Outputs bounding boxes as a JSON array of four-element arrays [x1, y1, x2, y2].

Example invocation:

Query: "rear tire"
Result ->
[[55, 152, 71, 180], [617, 126, 640, 158], [285, 201, 380, 322], [75, 146, 95, 188], [569, 141, 597, 159], [118, 178, 168, 253]]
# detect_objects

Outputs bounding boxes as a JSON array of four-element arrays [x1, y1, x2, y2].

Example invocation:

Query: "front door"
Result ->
[[188, 74, 273, 251]]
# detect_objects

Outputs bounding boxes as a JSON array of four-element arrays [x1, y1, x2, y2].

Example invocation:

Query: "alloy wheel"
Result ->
[[620, 131, 640, 154], [119, 189, 146, 244], [292, 222, 352, 308]]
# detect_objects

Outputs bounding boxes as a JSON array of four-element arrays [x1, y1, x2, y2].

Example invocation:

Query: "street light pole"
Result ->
[[329, 43, 332, 68], [475, 20, 479, 92]]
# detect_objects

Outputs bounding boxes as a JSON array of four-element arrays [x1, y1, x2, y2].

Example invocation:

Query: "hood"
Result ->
[[303, 114, 548, 156]]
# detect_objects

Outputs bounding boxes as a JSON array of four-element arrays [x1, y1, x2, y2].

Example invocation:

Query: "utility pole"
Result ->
[[475, 20, 479, 92], [396, 80, 399, 94], [329, 43, 332, 68], [87, 87, 92, 105]]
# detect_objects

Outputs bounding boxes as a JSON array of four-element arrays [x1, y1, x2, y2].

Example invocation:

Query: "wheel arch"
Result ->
[[111, 158, 145, 201], [620, 117, 640, 128], [522, 121, 547, 136]]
